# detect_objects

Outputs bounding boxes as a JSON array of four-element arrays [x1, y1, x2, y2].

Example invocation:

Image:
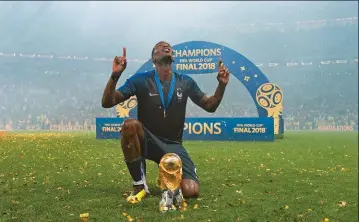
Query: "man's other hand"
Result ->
[[217, 59, 229, 86], [112, 47, 127, 74]]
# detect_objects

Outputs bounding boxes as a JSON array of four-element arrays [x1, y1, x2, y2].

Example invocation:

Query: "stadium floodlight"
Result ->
[[93, 58, 107, 61], [0, 53, 14, 57], [37, 54, 53, 59], [320, 61, 332, 65], [301, 62, 313, 66], [269, 63, 278, 67], [1, 53, 16, 57], [19, 54, 36, 58], [255, 63, 264, 67], [74, 56, 88, 60], [286, 62, 298, 67], [335, 60, 347, 64], [57, 56, 71, 59], [296, 19, 327, 25]]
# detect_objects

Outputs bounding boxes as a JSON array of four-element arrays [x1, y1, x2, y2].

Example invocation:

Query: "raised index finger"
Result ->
[[123, 47, 127, 57]]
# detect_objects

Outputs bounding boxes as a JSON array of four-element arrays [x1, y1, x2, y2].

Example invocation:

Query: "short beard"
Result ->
[[155, 55, 173, 65]]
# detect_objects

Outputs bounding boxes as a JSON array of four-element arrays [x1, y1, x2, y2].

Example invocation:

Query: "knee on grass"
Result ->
[[181, 179, 199, 198]]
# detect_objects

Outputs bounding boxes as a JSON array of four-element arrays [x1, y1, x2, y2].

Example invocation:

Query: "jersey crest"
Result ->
[[176, 88, 183, 103]]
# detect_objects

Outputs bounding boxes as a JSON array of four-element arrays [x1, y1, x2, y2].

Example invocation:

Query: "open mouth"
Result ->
[[163, 47, 171, 53]]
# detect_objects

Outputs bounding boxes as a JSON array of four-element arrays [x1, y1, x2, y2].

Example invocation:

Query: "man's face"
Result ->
[[153, 41, 173, 60], [152, 41, 174, 75]]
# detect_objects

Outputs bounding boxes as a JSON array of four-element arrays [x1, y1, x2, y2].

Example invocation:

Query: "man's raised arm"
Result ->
[[198, 83, 227, 113], [102, 48, 128, 108], [189, 59, 230, 113]]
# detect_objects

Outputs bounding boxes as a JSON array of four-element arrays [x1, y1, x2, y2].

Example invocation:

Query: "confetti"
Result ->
[[1, 131, 357, 221], [11, 200, 19, 204], [338, 201, 347, 207], [80, 213, 89, 222], [42, 176, 49, 184]]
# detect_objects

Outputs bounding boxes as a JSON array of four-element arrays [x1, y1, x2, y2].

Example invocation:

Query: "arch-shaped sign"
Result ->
[[115, 41, 284, 138]]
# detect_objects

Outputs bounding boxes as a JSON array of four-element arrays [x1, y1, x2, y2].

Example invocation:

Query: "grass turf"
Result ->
[[0, 131, 358, 222]]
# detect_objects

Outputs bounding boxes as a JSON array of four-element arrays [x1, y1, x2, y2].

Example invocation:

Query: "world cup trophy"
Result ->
[[116, 96, 138, 118], [256, 83, 284, 137], [157, 153, 187, 213]]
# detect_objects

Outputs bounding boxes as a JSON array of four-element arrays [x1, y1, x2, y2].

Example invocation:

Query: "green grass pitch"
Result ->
[[0, 132, 357, 222]]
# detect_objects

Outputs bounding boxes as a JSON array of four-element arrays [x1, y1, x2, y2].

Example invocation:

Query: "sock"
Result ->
[[140, 160, 149, 193], [126, 158, 143, 183], [142, 159, 147, 176], [126, 159, 149, 193]]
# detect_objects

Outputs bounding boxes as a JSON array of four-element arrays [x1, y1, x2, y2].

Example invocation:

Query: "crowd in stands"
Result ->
[[0, 61, 357, 131], [0, 22, 357, 131]]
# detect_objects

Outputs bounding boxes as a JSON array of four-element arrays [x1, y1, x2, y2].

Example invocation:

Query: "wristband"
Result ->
[[111, 75, 119, 81], [111, 72, 121, 81]]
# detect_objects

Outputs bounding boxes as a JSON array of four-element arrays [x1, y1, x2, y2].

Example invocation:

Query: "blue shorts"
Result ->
[[141, 127, 199, 183]]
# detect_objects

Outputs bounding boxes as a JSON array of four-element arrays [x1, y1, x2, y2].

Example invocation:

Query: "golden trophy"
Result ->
[[158, 153, 183, 191], [157, 153, 187, 212]]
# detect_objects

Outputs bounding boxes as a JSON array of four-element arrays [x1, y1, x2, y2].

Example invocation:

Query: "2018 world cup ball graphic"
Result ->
[[116, 96, 138, 118], [256, 83, 283, 109], [256, 83, 283, 135], [120, 97, 137, 109]]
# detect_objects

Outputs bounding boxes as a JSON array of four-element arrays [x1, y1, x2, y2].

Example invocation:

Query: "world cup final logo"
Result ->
[[116, 96, 138, 118], [256, 83, 283, 134]]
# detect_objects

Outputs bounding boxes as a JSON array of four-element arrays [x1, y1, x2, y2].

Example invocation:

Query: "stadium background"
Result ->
[[0, 2, 357, 133]]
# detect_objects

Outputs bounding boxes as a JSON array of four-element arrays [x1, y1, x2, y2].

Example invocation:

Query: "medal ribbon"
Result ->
[[154, 70, 176, 115]]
